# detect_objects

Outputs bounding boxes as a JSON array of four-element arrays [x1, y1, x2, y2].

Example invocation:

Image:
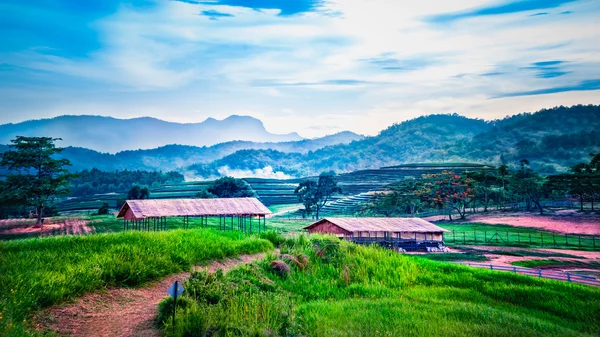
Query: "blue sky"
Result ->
[[1, 0, 599, 137]]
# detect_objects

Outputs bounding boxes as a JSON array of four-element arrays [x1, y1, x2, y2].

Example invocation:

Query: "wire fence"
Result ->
[[444, 230, 599, 250], [459, 262, 600, 287]]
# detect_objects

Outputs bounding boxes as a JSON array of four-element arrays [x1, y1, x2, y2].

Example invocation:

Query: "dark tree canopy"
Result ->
[[295, 172, 342, 219], [0, 137, 74, 226], [127, 185, 151, 200], [199, 176, 255, 198]]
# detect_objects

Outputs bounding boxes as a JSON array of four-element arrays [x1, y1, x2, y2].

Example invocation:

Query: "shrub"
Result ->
[[270, 260, 291, 277], [97, 202, 110, 215]]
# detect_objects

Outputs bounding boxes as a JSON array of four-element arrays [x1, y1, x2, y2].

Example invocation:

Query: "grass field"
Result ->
[[413, 252, 490, 262], [83, 214, 312, 235], [511, 259, 600, 269], [159, 235, 600, 336], [0, 230, 273, 336], [438, 222, 600, 251]]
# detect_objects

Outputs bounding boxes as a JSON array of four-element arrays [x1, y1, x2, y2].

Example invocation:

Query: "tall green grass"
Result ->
[[0, 230, 272, 336], [161, 235, 600, 336]]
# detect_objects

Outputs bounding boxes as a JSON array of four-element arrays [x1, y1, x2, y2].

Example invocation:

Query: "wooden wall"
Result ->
[[307, 220, 350, 237]]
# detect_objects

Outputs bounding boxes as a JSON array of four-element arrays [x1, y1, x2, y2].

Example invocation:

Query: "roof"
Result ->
[[304, 217, 450, 233], [116, 198, 271, 219]]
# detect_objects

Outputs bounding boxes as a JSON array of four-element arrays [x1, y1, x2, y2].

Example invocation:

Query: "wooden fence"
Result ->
[[444, 230, 599, 250], [459, 262, 600, 287]]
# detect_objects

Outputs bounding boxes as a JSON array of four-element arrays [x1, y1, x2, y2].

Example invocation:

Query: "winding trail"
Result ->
[[35, 252, 268, 337]]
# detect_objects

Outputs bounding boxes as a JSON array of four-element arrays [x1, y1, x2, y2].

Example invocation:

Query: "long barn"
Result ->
[[304, 217, 449, 251], [116, 197, 271, 232]]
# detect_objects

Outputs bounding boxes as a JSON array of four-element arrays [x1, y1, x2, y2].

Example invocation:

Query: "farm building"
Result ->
[[304, 217, 450, 251], [116, 197, 271, 232]]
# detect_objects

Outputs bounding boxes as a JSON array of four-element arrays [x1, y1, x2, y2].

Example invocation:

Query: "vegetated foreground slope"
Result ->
[[0, 230, 273, 336], [160, 235, 600, 337]]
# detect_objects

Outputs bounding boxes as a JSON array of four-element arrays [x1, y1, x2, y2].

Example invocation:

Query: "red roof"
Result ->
[[117, 198, 271, 219]]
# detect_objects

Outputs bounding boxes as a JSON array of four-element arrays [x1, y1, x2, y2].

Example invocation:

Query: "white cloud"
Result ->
[[1, 0, 599, 137]]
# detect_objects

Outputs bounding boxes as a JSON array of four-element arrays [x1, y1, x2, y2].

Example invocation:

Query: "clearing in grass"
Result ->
[[158, 234, 600, 337]]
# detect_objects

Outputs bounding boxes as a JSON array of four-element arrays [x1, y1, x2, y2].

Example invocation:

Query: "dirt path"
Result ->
[[35, 252, 268, 337]]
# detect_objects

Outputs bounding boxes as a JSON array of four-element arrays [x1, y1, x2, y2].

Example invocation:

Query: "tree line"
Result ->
[[363, 154, 600, 219]]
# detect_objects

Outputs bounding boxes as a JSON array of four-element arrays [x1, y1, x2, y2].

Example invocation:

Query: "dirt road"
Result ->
[[35, 252, 268, 337]]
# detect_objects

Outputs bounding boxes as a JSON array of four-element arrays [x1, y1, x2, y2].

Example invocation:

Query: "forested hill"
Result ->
[[187, 105, 600, 177], [17, 131, 364, 172], [1, 105, 597, 178]]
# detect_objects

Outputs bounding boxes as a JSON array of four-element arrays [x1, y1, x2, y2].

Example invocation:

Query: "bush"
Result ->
[[97, 202, 110, 215]]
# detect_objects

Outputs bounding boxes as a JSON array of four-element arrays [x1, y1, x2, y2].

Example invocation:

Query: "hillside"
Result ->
[[187, 105, 600, 177], [0, 115, 304, 153], [45, 131, 364, 172]]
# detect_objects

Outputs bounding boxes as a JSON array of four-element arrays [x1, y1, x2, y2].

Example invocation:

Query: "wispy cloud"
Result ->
[[524, 60, 570, 78], [177, 0, 325, 16], [428, 0, 579, 23], [496, 79, 600, 97], [200, 9, 235, 20]]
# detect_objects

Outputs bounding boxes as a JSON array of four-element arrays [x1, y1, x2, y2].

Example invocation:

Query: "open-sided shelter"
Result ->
[[304, 217, 450, 251], [117, 198, 271, 232]]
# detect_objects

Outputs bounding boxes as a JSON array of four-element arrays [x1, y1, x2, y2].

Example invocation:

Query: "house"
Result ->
[[304, 217, 450, 251]]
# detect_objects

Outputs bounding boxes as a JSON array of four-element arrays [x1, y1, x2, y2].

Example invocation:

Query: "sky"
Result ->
[[1, 0, 599, 138]]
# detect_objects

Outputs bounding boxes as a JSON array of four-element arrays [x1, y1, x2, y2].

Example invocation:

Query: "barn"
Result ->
[[304, 217, 450, 251], [116, 197, 271, 233]]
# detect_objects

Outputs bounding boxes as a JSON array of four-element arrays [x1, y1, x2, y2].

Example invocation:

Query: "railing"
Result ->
[[459, 262, 600, 287], [444, 230, 599, 250]]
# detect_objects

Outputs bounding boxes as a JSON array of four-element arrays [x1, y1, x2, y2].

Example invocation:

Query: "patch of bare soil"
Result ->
[[0, 218, 94, 237], [34, 252, 268, 337], [469, 212, 600, 235]]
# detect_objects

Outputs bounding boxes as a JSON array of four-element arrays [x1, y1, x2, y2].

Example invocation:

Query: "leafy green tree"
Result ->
[[195, 188, 217, 199], [127, 185, 150, 200], [206, 177, 255, 198], [97, 202, 110, 215], [367, 181, 424, 217], [467, 169, 497, 212], [510, 160, 547, 214], [295, 172, 342, 219], [498, 164, 509, 208], [0, 137, 74, 227]]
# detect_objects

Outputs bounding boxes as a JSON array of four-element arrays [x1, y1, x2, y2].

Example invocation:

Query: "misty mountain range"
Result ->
[[0, 115, 304, 153], [1, 105, 598, 179]]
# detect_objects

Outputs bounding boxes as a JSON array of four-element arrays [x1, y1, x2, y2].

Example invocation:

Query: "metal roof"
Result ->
[[116, 198, 271, 219], [304, 217, 450, 233]]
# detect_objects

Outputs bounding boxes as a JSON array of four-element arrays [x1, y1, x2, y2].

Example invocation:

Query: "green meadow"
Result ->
[[160, 235, 600, 337], [0, 230, 272, 336]]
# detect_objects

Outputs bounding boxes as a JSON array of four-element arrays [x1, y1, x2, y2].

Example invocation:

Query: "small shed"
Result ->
[[116, 198, 271, 232], [304, 217, 450, 251]]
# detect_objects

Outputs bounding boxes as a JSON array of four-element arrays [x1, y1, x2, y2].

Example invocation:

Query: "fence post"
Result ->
[[513, 266, 517, 273], [538, 269, 542, 278], [490, 264, 493, 270], [566, 272, 571, 282]]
